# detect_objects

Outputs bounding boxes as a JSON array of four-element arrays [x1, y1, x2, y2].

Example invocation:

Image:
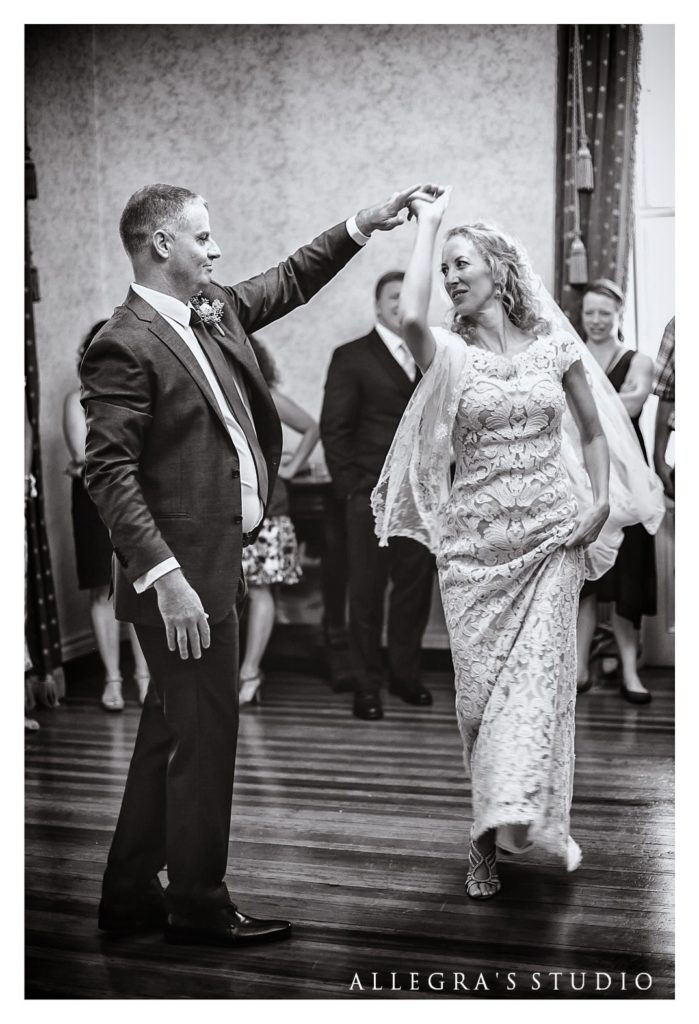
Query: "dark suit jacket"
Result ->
[[320, 329, 421, 500], [80, 221, 361, 626]]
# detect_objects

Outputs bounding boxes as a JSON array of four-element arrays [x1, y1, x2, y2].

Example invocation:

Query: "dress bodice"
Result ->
[[443, 335, 580, 566]]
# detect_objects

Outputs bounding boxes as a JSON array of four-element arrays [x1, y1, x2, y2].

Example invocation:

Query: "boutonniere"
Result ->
[[191, 292, 226, 336]]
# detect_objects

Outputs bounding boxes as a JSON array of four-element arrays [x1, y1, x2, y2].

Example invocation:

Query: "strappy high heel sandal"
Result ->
[[134, 673, 150, 705], [465, 840, 501, 900], [101, 676, 125, 712], [239, 671, 264, 706]]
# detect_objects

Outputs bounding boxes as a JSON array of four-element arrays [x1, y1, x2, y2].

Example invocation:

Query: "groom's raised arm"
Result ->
[[224, 185, 423, 334]]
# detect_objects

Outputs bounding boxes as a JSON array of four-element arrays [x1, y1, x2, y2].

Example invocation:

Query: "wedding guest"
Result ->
[[652, 317, 675, 500], [373, 187, 663, 899], [320, 271, 435, 722], [576, 280, 657, 704], [64, 321, 151, 710], [238, 335, 318, 705]]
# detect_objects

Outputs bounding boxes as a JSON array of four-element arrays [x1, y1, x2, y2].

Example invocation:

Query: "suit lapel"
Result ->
[[125, 288, 279, 448], [124, 289, 232, 439], [367, 330, 418, 398]]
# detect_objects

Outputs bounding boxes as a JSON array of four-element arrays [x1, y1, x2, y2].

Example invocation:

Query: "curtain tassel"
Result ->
[[568, 234, 589, 285], [576, 138, 595, 192]]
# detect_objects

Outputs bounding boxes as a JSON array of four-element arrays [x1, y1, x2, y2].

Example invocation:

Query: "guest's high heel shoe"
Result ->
[[465, 840, 501, 900], [620, 680, 652, 704], [102, 676, 125, 712], [135, 673, 150, 705], [239, 672, 263, 706]]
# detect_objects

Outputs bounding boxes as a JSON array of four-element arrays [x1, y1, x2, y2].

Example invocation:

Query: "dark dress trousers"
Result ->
[[320, 330, 435, 695], [80, 222, 362, 914]]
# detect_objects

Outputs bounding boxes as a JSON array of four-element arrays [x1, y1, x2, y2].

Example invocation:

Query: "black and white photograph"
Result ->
[[21, 9, 676, 1003]]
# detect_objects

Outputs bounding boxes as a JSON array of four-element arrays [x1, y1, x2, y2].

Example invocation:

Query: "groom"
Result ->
[[81, 181, 421, 947]]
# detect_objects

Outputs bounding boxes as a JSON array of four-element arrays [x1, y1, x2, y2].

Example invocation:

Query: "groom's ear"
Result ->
[[152, 229, 172, 260]]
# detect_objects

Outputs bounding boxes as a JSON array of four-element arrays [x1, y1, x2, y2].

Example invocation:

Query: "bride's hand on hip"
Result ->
[[407, 184, 452, 224], [564, 501, 610, 550]]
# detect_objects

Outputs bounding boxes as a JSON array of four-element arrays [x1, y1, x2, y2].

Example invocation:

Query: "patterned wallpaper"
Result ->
[[26, 23, 557, 651]]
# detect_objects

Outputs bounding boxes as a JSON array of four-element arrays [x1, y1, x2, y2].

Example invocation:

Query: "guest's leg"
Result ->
[[90, 585, 123, 706], [612, 609, 649, 697], [346, 493, 390, 694], [104, 610, 240, 914], [90, 585, 121, 678], [576, 594, 597, 690], [128, 623, 151, 703], [386, 538, 434, 689], [240, 584, 275, 680]]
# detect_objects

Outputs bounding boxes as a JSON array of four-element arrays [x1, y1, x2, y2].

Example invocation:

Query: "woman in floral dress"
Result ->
[[372, 187, 664, 900], [238, 335, 319, 705]]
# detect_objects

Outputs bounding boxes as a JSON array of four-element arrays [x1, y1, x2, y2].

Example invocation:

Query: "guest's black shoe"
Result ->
[[353, 692, 384, 720], [389, 682, 433, 706], [620, 682, 652, 705], [164, 905, 292, 947]]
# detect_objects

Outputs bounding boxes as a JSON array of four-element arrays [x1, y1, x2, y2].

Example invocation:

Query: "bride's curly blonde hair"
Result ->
[[444, 222, 551, 340]]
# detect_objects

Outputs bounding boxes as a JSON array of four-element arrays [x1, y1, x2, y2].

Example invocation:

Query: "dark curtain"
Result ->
[[25, 137, 65, 707], [554, 25, 643, 333]]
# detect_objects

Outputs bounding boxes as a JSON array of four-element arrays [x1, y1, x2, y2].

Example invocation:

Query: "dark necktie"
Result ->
[[189, 311, 269, 505]]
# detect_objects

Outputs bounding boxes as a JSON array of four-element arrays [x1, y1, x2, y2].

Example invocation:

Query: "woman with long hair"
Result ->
[[372, 187, 664, 899]]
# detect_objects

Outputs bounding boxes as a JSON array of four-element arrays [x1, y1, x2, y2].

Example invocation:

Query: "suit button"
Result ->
[[233, 514, 243, 524], [231, 468, 240, 479]]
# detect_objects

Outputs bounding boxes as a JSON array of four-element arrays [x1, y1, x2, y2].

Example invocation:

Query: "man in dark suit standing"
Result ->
[[80, 182, 420, 947], [320, 272, 435, 722]]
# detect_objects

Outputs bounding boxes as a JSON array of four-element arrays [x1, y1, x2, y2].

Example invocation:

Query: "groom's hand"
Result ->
[[154, 568, 211, 660], [355, 184, 431, 234]]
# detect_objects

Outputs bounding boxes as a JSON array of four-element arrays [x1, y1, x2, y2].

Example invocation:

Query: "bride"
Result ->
[[372, 186, 665, 900]]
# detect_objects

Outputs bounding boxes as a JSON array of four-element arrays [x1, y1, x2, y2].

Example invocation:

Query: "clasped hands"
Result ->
[[355, 183, 451, 234]]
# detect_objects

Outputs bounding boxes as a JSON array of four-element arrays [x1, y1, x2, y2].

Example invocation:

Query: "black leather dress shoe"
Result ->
[[164, 905, 292, 946], [389, 682, 433, 706], [353, 692, 384, 720], [98, 877, 167, 934]]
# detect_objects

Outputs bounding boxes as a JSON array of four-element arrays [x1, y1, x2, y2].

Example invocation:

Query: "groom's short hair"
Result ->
[[119, 184, 205, 259]]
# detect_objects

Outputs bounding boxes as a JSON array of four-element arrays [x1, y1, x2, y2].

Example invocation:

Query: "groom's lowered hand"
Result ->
[[154, 568, 211, 660], [355, 184, 432, 234]]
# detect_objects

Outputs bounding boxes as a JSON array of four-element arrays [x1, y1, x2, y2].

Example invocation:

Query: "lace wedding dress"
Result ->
[[373, 324, 664, 866]]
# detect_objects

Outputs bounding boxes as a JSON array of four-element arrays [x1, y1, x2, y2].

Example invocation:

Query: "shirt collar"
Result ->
[[131, 282, 194, 328], [375, 321, 407, 356]]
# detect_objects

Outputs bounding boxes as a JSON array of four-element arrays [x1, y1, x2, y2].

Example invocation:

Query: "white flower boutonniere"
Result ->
[[191, 292, 226, 336]]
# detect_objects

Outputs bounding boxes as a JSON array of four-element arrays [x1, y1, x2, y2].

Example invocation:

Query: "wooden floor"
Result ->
[[25, 662, 674, 1000]]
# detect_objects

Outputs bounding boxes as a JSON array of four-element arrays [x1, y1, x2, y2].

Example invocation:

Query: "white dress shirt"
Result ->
[[133, 218, 370, 592], [375, 321, 417, 381]]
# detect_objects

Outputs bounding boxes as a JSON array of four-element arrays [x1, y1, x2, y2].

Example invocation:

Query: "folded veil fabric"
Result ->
[[371, 277, 666, 581]]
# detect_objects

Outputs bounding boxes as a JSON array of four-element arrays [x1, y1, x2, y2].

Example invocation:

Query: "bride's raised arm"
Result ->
[[399, 185, 452, 373]]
